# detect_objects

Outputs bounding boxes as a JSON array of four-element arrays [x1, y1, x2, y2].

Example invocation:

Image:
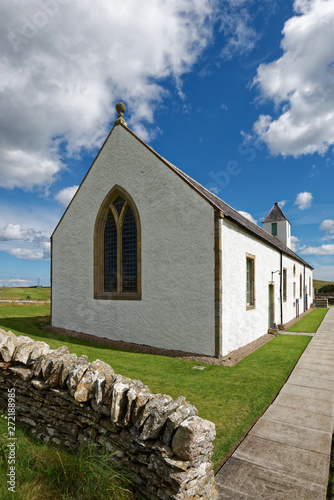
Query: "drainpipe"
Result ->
[[304, 265, 306, 312], [280, 252, 283, 325]]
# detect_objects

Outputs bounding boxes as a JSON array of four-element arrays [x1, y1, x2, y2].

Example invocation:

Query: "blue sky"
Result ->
[[0, 0, 333, 287]]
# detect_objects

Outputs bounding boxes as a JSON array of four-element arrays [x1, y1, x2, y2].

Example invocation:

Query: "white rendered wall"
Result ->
[[221, 219, 312, 356], [281, 255, 313, 323], [262, 220, 291, 249], [52, 125, 216, 356]]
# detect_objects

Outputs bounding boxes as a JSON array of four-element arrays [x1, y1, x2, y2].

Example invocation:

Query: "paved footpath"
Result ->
[[215, 307, 334, 500]]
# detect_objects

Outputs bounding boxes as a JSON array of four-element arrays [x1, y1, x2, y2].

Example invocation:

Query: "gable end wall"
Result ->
[[52, 126, 216, 356]]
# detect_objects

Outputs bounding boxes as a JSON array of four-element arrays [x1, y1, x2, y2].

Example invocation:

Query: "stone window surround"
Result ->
[[246, 253, 255, 310], [94, 184, 142, 300]]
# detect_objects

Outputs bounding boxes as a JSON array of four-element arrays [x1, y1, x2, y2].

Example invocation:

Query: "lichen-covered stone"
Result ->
[[110, 375, 132, 425], [139, 396, 185, 441], [172, 416, 216, 460], [74, 367, 99, 402], [31, 379, 50, 390], [8, 366, 33, 381], [41, 346, 70, 381], [66, 355, 89, 396], [27, 341, 51, 365], [45, 353, 77, 388], [59, 354, 78, 387], [91, 359, 115, 404], [0, 330, 14, 352], [132, 388, 152, 424], [163, 401, 198, 445], [1, 335, 34, 362], [123, 380, 146, 427], [14, 340, 36, 364]]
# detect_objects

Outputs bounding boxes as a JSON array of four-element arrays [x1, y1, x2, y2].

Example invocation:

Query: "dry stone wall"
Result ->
[[0, 329, 217, 499]]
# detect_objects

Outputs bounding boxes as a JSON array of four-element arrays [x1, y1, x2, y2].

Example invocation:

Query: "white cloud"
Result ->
[[238, 211, 257, 225], [0, 149, 61, 190], [300, 244, 334, 255], [320, 219, 334, 233], [278, 200, 287, 208], [295, 192, 313, 210], [8, 247, 49, 260], [319, 219, 334, 240], [0, 0, 216, 190], [220, 2, 259, 60], [8, 279, 32, 285], [0, 223, 50, 260], [0, 223, 33, 241], [253, 0, 334, 156], [291, 235, 300, 252], [55, 185, 79, 207]]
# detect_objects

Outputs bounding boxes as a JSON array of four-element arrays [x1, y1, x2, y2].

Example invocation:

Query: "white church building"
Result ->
[[51, 103, 313, 358]]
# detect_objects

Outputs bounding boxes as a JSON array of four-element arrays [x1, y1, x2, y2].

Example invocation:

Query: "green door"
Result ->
[[268, 284, 274, 328]]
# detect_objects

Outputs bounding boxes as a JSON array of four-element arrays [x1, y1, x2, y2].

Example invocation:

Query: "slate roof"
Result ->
[[160, 160, 312, 269], [262, 202, 291, 224]]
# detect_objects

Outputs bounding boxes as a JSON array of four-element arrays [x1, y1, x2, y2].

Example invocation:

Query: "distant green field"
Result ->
[[313, 279, 334, 293], [0, 287, 50, 301]]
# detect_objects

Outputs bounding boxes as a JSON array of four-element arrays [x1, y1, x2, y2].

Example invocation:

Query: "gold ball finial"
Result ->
[[114, 102, 127, 126], [116, 102, 126, 114]]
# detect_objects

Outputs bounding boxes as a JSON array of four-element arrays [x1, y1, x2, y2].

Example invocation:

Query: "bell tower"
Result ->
[[262, 202, 291, 249]]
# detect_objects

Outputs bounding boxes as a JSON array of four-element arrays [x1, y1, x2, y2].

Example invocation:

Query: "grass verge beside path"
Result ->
[[287, 308, 329, 333], [0, 414, 134, 500], [0, 304, 311, 470]]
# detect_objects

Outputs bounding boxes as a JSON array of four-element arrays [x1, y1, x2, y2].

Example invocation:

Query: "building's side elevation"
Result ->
[[51, 111, 313, 358]]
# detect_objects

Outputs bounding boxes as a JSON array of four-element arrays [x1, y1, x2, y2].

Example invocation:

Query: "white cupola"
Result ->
[[262, 202, 291, 249]]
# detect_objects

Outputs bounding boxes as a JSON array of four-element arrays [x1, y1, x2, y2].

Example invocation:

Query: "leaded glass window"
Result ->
[[122, 206, 137, 292], [104, 211, 117, 292], [246, 255, 255, 309], [97, 187, 140, 299]]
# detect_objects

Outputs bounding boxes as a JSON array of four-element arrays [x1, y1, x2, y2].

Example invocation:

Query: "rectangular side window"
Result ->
[[283, 268, 287, 302], [300, 274, 303, 299], [271, 223, 277, 236], [246, 254, 255, 309]]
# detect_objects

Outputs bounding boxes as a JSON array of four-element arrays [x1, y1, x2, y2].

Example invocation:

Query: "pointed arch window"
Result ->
[[94, 186, 141, 300]]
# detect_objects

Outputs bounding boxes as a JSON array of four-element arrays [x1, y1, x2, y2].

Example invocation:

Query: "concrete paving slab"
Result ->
[[287, 373, 334, 391], [309, 341, 334, 346], [307, 345, 334, 350], [293, 361, 334, 377], [293, 366, 334, 381], [281, 331, 313, 336], [301, 355, 334, 363], [215, 458, 327, 500], [233, 435, 330, 484], [262, 404, 334, 432], [307, 343, 334, 349], [249, 417, 331, 454], [274, 392, 334, 416], [281, 382, 334, 402], [300, 359, 334, 369]]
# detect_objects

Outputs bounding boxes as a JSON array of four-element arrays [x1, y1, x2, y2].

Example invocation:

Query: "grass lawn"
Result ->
[[0, 287, 50, 301], [0, 304, 311, 470], [287, 308, 329, 333], [0, 415, 134, 500]]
